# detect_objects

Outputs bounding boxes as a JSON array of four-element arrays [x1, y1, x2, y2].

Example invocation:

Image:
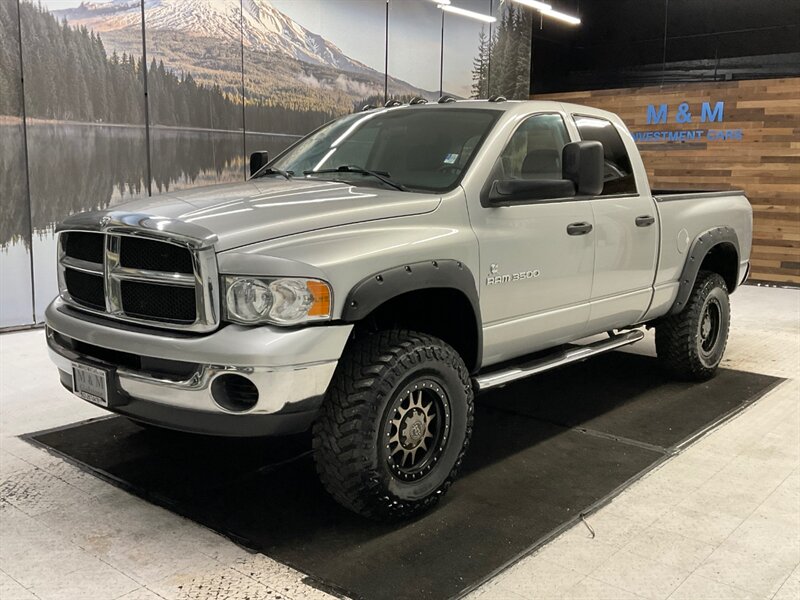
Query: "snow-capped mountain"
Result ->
[[54, 0, 375, 76]]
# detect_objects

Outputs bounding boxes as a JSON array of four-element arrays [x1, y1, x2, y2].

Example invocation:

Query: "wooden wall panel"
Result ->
[[533, 78, 800, 285]]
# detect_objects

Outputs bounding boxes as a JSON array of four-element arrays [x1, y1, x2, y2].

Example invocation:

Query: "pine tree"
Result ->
[[0, 0, 21, 117], [471, 27, 490, 99], [512, 6, 532, 100], [489, 5, 512, 98]]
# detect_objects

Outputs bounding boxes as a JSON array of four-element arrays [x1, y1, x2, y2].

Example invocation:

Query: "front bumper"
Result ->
[[45, 298, 353, 436]]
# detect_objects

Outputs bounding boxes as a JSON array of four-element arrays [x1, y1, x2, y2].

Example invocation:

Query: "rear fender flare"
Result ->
[[669, 226, 739, 315]]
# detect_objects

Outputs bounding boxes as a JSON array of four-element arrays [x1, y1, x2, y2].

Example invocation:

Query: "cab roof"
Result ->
[[380, 98, 623, 126]]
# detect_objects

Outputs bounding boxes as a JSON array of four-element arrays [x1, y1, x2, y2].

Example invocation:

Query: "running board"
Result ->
[[473, 329, 646, 392]]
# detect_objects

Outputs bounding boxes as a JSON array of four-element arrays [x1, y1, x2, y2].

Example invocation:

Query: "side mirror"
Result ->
[[562, 141, 604, 196], [249, 151, 269, 177]]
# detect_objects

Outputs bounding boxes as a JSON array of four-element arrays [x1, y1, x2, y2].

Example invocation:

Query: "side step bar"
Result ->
[[473, 329, 645, 392]]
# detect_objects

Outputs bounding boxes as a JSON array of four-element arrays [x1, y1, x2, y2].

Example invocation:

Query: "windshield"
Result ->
[[268, 108, 501, 192]]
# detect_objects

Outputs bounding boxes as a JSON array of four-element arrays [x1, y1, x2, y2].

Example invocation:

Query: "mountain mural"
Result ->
[[56, 0, 376, 75], [51, 0, 437, 124]]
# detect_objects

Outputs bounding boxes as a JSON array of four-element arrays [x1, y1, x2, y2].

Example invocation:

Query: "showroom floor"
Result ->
[[1, 284, 798, 600]]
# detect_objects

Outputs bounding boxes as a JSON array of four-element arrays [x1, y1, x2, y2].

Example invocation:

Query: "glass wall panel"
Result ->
[[0, 0, 34, 328], [20, 0, 150, 320], [488, 0, 532, 100], [144, 0, 246, 191], [244, 1, 387, 162], [319, 0, 388, 110], [442, 0, 493, 99], [387, 0, 441, 100], [243, 0, 321, 161]]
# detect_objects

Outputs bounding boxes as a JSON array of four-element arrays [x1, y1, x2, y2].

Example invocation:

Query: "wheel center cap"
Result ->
[[400, 410, 427, 449], [701, 315, 712, 339]]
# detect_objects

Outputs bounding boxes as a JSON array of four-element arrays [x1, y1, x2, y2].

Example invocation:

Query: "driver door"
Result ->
[[468, 113, 595, 366]]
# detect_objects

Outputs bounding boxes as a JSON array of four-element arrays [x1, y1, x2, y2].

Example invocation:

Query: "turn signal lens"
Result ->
[[306, 280, 331, 317], [223, 276, 332, 326]]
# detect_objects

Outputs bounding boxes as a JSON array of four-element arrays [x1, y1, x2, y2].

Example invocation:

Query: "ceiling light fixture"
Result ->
[[511, 0, 552, 11], [438, 4, 497, 23], [540, 8, 581, 25], [511, 0, 581, 26]]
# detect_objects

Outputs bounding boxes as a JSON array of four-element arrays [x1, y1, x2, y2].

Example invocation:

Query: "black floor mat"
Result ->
[[27, 353, 781, 600]]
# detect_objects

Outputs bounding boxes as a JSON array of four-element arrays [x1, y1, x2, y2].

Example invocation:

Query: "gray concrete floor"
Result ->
[[1, 285, 798, 600]]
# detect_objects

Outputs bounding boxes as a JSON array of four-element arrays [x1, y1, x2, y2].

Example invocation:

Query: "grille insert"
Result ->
[[59, 230, 217, 331], [63, 232, 104, 264], [120, 237, 194, 274], [120, 280, 197, 322], [64, 269, 105, 309]]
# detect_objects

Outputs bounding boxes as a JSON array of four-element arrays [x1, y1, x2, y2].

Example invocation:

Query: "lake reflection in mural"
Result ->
[[17, 122, 295, 319]]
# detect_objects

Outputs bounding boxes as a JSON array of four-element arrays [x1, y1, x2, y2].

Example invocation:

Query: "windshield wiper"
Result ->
[[256, 167, 293, 180], [303, 165, 407, 191]]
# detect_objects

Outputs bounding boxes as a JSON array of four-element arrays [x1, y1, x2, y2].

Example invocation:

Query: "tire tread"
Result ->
[[312, 329, 474, 520], [656, 270, 730, 381]]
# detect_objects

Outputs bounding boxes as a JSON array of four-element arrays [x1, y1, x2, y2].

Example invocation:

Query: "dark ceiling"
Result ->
[[530, 0, 800, 93]]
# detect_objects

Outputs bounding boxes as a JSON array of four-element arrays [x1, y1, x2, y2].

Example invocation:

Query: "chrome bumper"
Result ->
[[45, 298, 352, 435]]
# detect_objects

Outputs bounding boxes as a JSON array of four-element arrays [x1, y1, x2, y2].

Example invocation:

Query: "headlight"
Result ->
[[223, 276, 332, 326]]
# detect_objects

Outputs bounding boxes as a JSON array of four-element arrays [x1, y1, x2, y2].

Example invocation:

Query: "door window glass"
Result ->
[[574, 116, 637, 195], [495, 113, 570, 181]]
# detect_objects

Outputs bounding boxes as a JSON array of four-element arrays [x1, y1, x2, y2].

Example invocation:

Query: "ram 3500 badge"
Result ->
[[46, 98, 752, 520], [486, 265, 541, 286]]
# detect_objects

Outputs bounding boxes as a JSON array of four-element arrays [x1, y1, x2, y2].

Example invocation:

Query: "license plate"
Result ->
[[72, 363, 109, 407]]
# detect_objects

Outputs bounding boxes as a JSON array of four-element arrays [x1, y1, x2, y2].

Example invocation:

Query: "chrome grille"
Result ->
[[58, 230, 219, 332]]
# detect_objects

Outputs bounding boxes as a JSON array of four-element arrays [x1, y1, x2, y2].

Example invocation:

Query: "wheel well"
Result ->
[[355, 288, 480, 373], [700, 242, 739, 291]]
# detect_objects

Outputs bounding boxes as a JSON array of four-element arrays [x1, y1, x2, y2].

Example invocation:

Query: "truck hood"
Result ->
[[71, 179, 440, 252]]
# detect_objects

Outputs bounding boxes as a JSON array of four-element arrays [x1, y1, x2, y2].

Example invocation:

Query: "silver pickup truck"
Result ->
[[46, 99, 752, 519]]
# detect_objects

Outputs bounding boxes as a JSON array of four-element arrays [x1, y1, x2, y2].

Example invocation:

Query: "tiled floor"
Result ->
[[1, 285, 798, 600]]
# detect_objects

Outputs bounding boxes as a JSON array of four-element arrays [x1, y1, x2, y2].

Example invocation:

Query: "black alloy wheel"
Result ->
[[383, 380, 451, 483], [656, 270, 731, 381]]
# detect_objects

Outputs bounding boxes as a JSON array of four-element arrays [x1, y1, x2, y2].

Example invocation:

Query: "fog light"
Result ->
[[211, 374, 259, 412]]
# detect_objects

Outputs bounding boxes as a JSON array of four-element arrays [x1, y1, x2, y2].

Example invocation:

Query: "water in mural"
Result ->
[[0, 0, 34, 328], [1, 0, 532, 327]]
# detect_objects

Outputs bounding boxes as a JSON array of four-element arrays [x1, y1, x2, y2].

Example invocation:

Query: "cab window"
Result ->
[[573, 115, 637, 195], [495, 113, 570, 181]]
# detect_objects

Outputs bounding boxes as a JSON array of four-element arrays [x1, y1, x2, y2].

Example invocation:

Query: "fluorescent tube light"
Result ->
[[439, 4, 497, 23], [541, 8, 581, 25], [511, 0, 552, 10]]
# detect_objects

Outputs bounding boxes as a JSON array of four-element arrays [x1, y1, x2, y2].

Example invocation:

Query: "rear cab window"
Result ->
[[573, 115, 638, 196]]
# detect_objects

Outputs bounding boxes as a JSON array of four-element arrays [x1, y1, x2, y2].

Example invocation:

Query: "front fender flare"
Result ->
[[341, 259, 482, 369]]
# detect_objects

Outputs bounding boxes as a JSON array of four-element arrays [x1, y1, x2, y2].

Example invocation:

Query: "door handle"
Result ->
[[635, 215, 655, 227], [566, 222, 593, 236]]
